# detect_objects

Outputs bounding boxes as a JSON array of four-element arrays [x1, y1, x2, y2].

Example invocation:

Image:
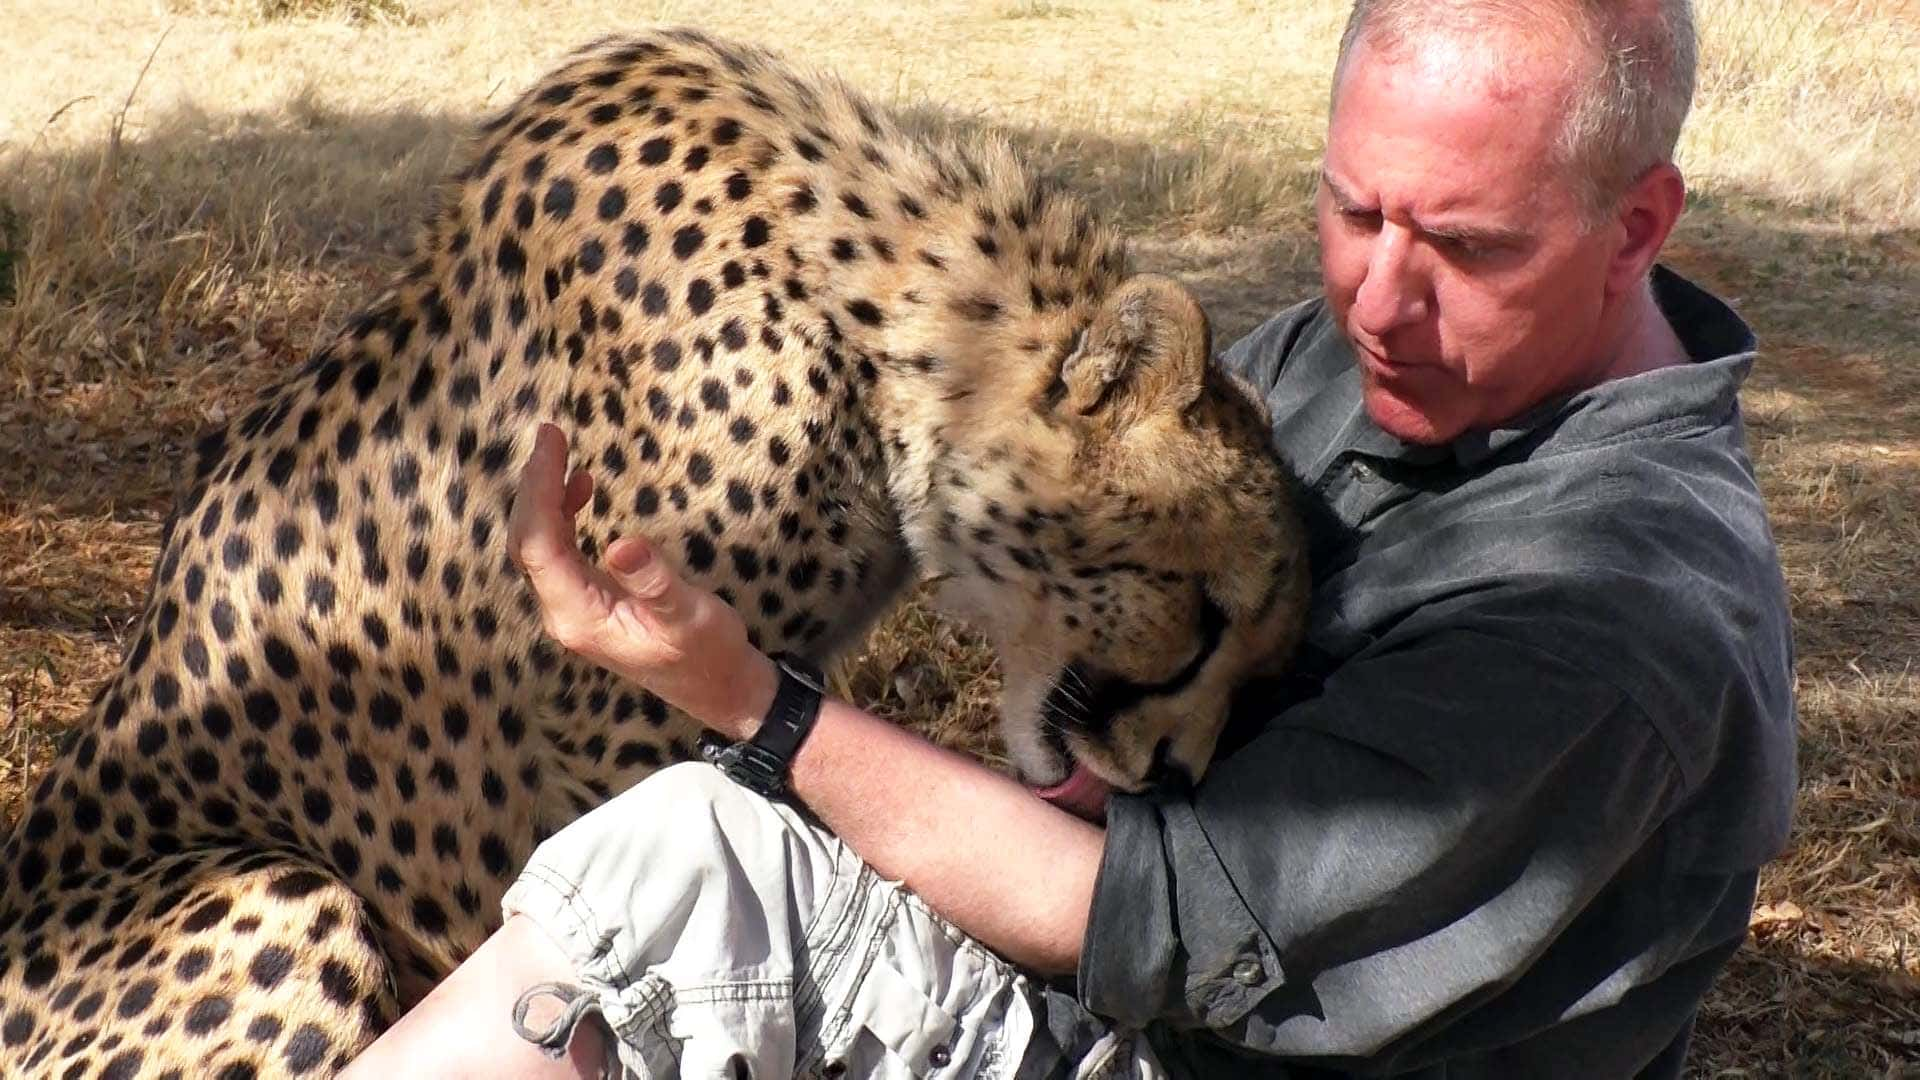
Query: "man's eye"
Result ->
[[1339, 206, 1382, 228], [1436, 235, 1493, 260]]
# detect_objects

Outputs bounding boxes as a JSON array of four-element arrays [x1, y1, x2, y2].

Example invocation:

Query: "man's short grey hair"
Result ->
[[1332, 0, 1698, 220]]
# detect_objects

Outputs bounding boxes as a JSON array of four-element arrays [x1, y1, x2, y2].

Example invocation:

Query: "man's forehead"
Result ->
[[1329, 33, 1578, 217], [1383, 33, 1517, 97], [1340, 27, 1575, 116]]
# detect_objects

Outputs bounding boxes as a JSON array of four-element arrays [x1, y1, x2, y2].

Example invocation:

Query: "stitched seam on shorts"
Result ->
[[900, 886, 1008, 969], [515, 860, 675, 1009], [797, 830, 857, 942], [659, 979, 795, 1005], [790, 844, 860, 1067], [801, 860, 878, 1009], [823, 882, 909, 1054], [896, 885, 1025, 1031], [796, 863, 894, 1069], [604, 983, 683, 1075], [510, 864, 612, 968]]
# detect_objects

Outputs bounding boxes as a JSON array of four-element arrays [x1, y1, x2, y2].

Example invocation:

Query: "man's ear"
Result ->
[[1605, 162, 1686, 298], [1059, 274, 1211, 424]]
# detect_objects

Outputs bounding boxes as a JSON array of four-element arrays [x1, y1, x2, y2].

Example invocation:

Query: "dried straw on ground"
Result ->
[[3, 1, 1917, 1074]]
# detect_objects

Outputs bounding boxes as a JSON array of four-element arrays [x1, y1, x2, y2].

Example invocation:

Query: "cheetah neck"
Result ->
[[772, 142, 1129, 591]]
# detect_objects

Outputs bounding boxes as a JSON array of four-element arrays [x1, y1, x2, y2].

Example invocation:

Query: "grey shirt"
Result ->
[[1061, 266, 1797, 1078]]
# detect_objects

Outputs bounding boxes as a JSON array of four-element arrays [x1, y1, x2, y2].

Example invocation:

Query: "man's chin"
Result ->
[[1361, 380, 1463, 446]]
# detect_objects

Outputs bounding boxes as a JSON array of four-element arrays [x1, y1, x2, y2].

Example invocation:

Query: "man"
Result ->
[[350, 1, 1795, 1076]]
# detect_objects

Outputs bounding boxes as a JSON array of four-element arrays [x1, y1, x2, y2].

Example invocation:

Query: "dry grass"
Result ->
[[162, 0, 418, 25], [3, 1, 1917, 1075]]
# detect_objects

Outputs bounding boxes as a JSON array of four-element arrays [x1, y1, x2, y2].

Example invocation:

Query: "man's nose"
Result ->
[[1352, 224, 1430, 338]]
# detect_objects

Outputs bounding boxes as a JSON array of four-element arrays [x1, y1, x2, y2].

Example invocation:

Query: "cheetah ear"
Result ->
[[1059, 274, 1211, 423]]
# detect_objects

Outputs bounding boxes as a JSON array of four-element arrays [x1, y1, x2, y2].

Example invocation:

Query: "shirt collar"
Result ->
[[1348, 264, 1758, 471]]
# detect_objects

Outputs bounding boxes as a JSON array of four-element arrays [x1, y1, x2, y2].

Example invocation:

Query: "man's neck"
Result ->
[[1603, 278, 1691, 382]]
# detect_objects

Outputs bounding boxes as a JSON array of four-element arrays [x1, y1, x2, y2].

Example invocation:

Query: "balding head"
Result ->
[[1332, 0, 1697, 220]]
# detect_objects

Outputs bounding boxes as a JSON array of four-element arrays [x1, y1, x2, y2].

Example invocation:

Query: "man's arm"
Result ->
[[788, 699, 1104, 974], [509, 421, 1692, 1063], [1081, 616, 1689, 1063], [508, 422, 1104, 974]]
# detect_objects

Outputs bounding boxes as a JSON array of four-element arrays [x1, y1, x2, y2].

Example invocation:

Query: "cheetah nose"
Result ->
[[1142, 737, 1193, 792]]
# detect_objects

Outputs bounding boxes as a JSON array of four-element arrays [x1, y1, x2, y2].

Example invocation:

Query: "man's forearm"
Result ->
[[507, 425, 1107, 973], [786, 697, 1105, 975]]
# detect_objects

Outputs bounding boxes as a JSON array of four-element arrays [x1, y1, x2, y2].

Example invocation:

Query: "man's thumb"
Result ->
[[606, 537, 678, 615]]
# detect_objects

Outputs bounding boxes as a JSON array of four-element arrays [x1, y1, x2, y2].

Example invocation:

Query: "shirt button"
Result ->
[[928, 1044, 952, 1068], [1232, 956, 1265, 986]]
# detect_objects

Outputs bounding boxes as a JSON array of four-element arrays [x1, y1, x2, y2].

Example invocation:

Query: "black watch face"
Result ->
[[721, 743, 786, 798]]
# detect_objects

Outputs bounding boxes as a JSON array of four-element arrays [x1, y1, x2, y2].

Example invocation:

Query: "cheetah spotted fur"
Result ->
[[0, 29, 1306, 1078]]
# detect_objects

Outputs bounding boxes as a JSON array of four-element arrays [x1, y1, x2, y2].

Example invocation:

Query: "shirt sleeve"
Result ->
[[1218, 299, 1328, 393], [1077, 620, 1687, 1061]]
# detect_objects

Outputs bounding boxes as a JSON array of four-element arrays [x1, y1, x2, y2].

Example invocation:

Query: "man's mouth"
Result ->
[[1357, 342, 1414, 373]]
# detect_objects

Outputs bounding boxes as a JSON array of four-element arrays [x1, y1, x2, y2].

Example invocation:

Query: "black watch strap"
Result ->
[[702, 654, 825, 799]]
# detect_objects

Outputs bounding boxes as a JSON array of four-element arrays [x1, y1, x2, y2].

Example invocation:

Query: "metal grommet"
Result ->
[[928, 1044, 952, 1068], [1231, 956, 1265, 986]]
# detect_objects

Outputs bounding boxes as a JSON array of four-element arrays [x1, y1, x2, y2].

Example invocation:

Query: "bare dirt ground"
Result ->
[[3, 1, 1918, 1075]]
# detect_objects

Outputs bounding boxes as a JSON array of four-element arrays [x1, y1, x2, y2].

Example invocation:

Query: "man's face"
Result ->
[[1319, 36, 1621, 445]]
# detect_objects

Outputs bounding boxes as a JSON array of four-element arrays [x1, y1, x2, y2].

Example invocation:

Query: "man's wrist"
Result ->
[[717, 651, 781, 741]]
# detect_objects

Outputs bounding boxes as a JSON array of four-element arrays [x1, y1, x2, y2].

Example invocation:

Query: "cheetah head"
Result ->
[[926, 274, 1308, 803]]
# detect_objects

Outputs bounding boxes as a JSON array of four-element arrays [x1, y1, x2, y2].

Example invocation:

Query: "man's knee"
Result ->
[[639, 760, 742, 805], [602, 761, 786, 851], [518, 763, 787, 915]]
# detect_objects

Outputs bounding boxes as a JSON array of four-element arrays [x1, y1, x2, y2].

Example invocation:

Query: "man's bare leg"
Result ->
[[343, 916, 610, 1079]]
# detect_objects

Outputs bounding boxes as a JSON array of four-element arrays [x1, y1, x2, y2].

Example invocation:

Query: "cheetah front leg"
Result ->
[[0, 847, 399, 1079]]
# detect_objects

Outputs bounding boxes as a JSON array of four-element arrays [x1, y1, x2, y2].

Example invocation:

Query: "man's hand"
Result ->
[[507, 422, 778, 740], [508, 423, 1102, 973]]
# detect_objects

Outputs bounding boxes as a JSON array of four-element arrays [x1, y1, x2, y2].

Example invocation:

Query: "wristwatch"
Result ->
[[701, 653, 827, 799]]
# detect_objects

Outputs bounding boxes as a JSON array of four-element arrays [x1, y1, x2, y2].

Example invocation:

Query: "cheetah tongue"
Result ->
[[1034, 764, 1112, 822]]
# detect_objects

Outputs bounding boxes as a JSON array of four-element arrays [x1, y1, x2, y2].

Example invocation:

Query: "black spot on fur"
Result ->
[[283, 1024, 331, 1074], [241, 687, 282, 730], [411, 895, 449, 935], [672, 224, 706, 259], [687, 278, 716, 315], [497, 236, 528, 278], [684, 533, 716, 572], [598, 185, 628, 221], [543, 179, 577, 219], [183, 995, 232, 1035]]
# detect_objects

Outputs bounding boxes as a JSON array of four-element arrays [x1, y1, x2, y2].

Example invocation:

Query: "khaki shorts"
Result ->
[[502, 763, 1164, 1080]]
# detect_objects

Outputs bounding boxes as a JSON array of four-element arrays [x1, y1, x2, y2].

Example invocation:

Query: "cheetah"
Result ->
[[0, 28, 1307, 1078]]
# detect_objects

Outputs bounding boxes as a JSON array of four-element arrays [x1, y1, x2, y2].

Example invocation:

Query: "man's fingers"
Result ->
[[563, 467, 594, 519], [509, 423, 584, 578], [509, 425, 693, 666], [606, 536, 679, 618]]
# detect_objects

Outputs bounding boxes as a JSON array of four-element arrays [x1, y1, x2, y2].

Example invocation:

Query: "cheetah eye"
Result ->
[[1042, 594, 1232, 733]]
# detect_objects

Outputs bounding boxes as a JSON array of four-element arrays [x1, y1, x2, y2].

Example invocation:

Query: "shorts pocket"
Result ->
[[832, 956, 960, 1077]]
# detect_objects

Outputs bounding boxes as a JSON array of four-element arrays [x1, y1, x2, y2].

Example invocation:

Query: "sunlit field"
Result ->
[[4, 1, 1917, 1073]]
